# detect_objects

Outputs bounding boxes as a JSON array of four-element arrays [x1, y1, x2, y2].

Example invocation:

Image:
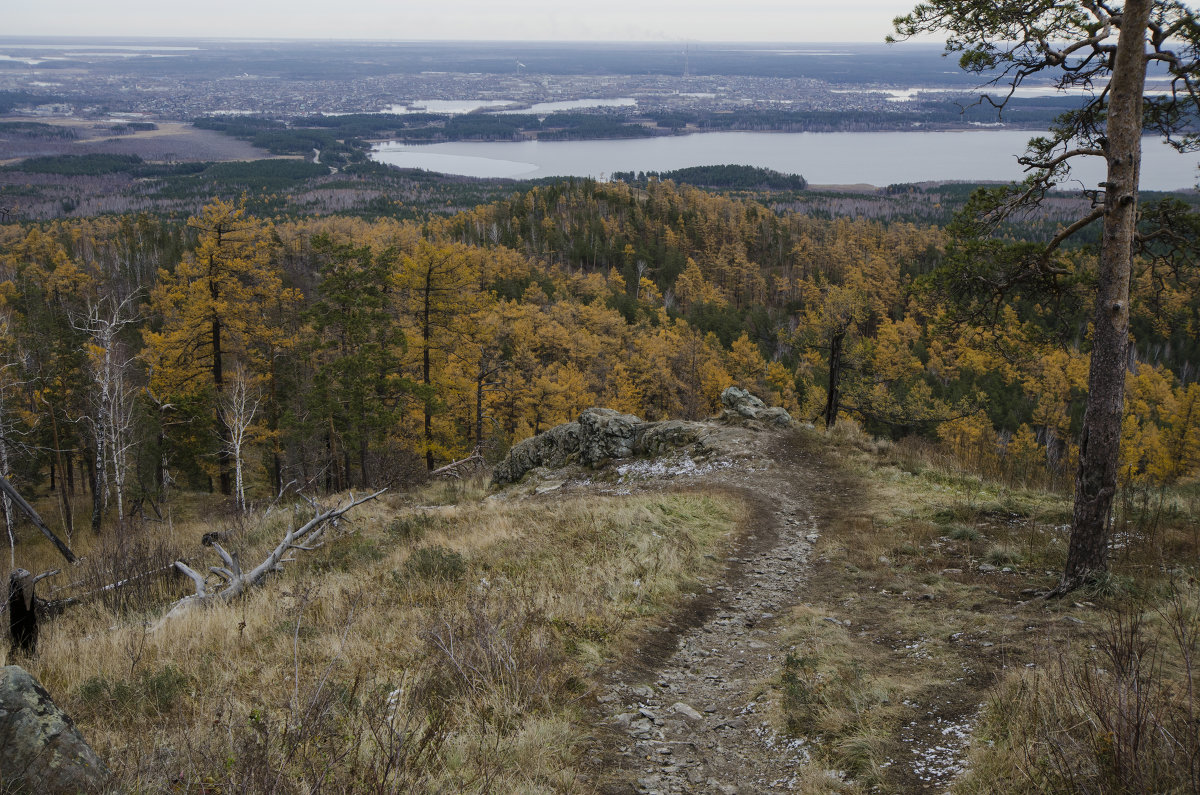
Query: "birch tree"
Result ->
[[78, 292, 140, 532], [219, 364, 262, 513]]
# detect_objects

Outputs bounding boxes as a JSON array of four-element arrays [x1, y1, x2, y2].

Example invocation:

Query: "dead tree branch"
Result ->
[[0, 474, 77, 564], [158, 489, 385, 625]]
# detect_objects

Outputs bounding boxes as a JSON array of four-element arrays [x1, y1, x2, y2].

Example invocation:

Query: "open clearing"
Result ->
[[3, 421, 1188, 792], [0, 117, 273, 162]]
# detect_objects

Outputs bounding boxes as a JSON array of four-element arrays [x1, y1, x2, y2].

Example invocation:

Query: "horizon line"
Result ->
[[0, 35, 940, 46]]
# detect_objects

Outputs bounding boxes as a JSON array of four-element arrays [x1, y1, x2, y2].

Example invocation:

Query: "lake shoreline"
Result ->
[[370, 129, 1200, 191]]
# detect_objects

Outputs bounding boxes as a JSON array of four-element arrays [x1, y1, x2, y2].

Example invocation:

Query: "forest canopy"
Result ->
[[0, 177, 1196, 532]]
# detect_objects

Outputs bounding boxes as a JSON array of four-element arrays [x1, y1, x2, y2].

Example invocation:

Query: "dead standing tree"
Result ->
[[6, 568, 59, 655]]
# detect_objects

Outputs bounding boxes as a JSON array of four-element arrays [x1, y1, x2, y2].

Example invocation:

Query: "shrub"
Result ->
[[404, 546, 466, 583]]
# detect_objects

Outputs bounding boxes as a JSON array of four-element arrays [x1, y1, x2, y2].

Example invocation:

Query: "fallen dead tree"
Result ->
[[160, 489, 385, 624], [431, 449, 486, 480], [0, 475, 76, 564]]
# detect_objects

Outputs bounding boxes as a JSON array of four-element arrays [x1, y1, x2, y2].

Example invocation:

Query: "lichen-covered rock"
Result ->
[[636, 420, 702, 457], [492, 391, 790, 485], [720, 386, 793, 428], [577, 408, 643, 466], [0, 665, 109, 793], [491, 421, 582, 484]]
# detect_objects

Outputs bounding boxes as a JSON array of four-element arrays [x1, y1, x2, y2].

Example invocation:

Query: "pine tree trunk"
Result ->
[[47, 408, 73, 536], [824, 327, 845, 429], [1060, 0, 1151, 592]]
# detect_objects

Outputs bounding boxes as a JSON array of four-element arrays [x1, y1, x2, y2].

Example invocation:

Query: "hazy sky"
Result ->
[[8, 1, 920, 43]]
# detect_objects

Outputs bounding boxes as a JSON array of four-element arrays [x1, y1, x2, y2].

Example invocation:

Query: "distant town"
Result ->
[[0, 39, 1080, 127]]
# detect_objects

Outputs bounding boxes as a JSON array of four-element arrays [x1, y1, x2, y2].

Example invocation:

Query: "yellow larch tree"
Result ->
[[142, 198, 301, 496]]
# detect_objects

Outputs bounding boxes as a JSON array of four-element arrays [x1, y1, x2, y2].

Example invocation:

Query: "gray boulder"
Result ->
[[0, 665, 109, 793], [635, 420, 702, 457], [720, 386, 793, 427], [492, 390, 790, 485], [577, 408, 643, 466], [491, 421, 582, 485]]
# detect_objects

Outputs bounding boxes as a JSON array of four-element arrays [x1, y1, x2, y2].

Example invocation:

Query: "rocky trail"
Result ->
[[584, 429, 844, 794], [499, 391, 985, 793]]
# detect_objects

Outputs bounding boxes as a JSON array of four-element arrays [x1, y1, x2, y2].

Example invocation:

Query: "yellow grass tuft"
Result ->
[[5, 481, 742, 791]]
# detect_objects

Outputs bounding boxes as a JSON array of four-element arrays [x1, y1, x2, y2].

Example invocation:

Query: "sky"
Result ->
[[7, 0, 920, 43]]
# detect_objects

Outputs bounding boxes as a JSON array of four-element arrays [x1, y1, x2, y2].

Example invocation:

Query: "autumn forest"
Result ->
[[1, 176, 1197, 539]]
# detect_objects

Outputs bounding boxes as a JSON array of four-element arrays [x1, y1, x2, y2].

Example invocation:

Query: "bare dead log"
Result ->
[[42, 563, 178, 613], [0, 475, 76, 564], [431, 450, 486, 480], [158, 489, 385, 625]]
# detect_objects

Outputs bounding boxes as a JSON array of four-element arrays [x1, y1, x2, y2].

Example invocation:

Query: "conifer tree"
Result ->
[[894, 0, 1200, 591], [143, 199, 300, 495]]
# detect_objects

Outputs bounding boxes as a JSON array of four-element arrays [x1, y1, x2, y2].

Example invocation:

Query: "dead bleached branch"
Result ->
[[158, 489, 385, 625]]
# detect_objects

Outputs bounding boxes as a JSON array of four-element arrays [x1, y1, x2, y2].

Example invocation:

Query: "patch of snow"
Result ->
[[904, 716, 974, 784], [615, 456, 735, 483]]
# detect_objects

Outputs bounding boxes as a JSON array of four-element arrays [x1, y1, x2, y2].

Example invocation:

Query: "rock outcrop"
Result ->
[[492, 388, 792, 485], [490, 420, 583, 485], [577, 408, 642, 466], [0, 665, 109, 793], [719, 386, 794, 427]]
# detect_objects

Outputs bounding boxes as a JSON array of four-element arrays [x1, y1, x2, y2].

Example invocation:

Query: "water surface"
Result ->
[[371, 130, 1200, 191]]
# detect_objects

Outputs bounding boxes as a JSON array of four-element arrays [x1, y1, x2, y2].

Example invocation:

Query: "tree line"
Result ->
[[0, 180, 1196, 548]]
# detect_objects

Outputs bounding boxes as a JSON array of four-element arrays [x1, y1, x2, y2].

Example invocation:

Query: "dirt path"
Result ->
[[582, 428, 851, 794]]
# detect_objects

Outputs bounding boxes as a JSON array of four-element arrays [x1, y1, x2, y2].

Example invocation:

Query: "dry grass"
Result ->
[[767, 421, 1200, 793], [959, 585, 1200, 794], [3, 478, 742, 792]]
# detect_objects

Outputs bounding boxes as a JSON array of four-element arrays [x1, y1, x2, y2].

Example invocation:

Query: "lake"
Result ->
[[370, 130, 1200, 191]]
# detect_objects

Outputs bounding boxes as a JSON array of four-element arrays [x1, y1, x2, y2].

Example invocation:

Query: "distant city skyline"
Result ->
[[7, 1, 924, 44]]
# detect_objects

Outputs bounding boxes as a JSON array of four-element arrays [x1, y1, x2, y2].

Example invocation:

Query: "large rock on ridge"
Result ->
[[719, 386, 794, 427], [0, 665, 109, 793], [491, 388, 792, 485]]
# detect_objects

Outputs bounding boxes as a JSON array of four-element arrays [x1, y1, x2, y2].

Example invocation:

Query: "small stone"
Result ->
[[941, 568, 963, 575], [671, 702, 704, 721], [631, 684, 655, 698], [977, 563, 999, 573]]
